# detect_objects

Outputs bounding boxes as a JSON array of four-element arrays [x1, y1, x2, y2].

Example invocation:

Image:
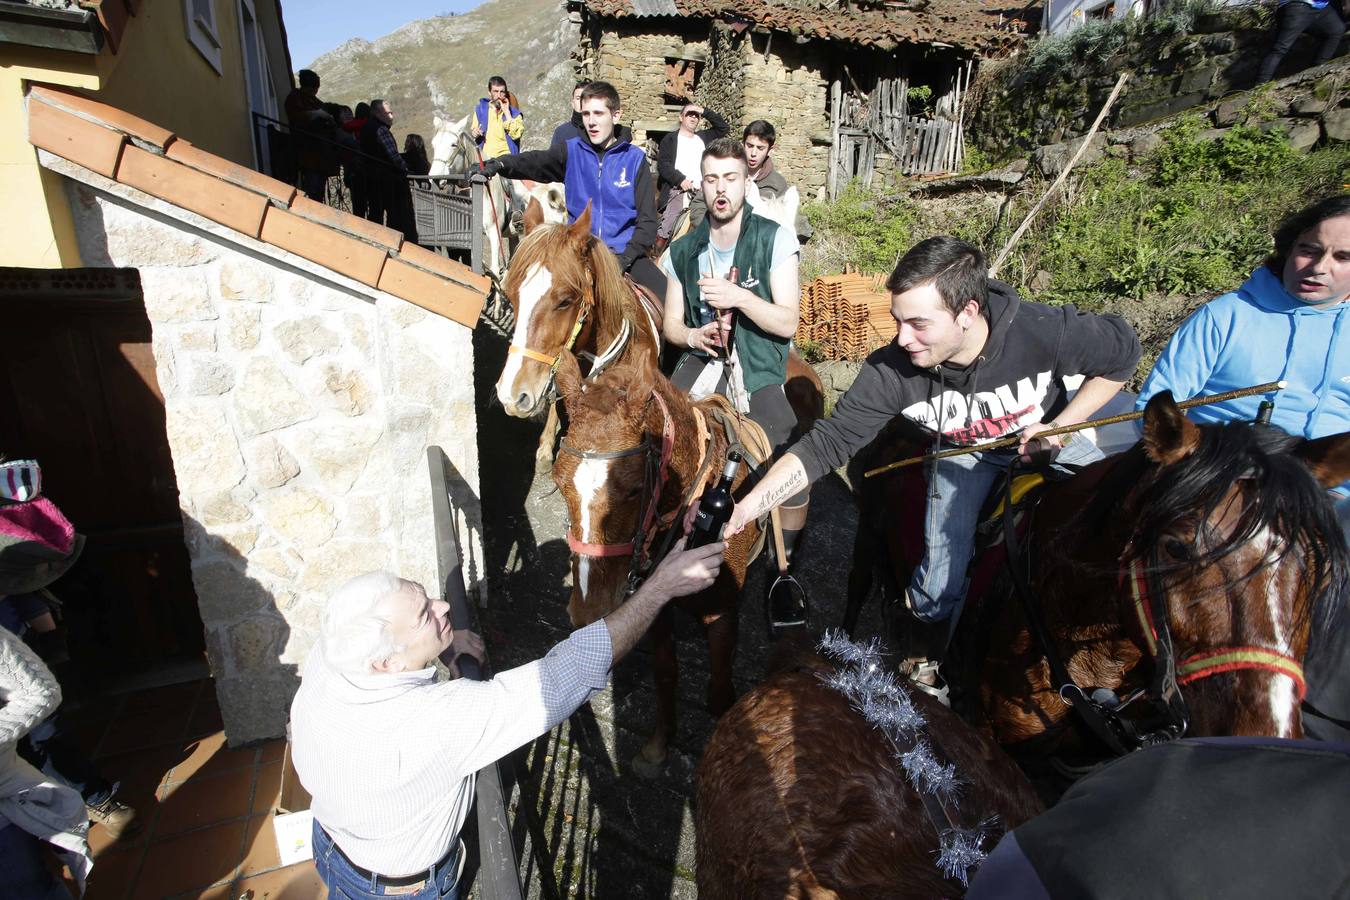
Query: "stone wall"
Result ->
[[584, 21, 831, 198], [969, 12, 1347, 156], [58, 168, 482, 745], [739, 32, 831, 199]]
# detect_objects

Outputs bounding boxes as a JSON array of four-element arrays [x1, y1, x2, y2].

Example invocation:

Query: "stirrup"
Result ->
[[766, 572, 809, 636], [908, 660, 950, 708]]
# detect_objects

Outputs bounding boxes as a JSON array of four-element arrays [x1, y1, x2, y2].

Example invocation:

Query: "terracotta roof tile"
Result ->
[[27, 97, 126, 180], [27, 89, 487, 329], [30, 84, 175, 149], [579, 0, 1030, 52], [260, 207, 388, 287], [117, 144, 270, 238], [396, 241, 493, 295], [378, 257, 486, 330], [288, 195, 403, 253], [166, 140, 297, 207]]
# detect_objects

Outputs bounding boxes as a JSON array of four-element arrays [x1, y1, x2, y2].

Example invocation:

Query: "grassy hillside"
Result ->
[[309, 0, 577, 151]]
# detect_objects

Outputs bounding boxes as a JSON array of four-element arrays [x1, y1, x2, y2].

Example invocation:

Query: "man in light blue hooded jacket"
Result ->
[[1138, 193, 1350, 741]]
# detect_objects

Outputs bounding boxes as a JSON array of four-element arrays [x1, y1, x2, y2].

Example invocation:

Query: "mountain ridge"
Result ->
[[309, 0, 578, 152]]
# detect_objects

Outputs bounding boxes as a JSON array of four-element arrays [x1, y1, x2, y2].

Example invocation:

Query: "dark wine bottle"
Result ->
[[687, 451, 742, 549]]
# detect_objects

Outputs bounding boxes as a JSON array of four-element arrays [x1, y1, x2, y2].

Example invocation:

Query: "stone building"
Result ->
[[568, 0, 1030, 196], [14, 85, 489, 744]]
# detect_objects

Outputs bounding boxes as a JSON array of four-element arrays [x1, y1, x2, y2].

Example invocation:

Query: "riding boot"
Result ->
[[767, 502, 810, 635]]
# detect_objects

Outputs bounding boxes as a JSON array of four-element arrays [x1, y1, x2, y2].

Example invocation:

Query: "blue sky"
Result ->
[[282, 0, 482, 69]]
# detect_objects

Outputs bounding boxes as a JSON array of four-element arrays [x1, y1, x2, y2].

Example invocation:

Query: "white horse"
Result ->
[[746, 179, 800, 231], [428, 112, 518, 278]]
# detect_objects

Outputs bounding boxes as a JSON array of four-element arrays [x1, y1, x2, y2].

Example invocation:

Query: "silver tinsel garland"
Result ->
[[817, 629, 996, 887]]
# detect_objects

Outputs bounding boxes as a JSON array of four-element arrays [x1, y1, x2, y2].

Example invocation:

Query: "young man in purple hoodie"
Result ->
[[725, 236, 1141, 698]]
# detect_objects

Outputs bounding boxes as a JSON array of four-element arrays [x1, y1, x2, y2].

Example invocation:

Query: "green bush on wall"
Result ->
[[802, 119, 1350, 309]]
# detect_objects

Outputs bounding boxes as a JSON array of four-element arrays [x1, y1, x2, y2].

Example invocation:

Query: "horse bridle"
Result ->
[[1003, 473, 1307, 754], [508, 295, 636, 401], [560, 390, 675, 594]]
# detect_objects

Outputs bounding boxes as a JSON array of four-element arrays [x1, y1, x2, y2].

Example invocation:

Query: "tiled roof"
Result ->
[[25, 84, 489, 329], [577, 0, 1032, 52]]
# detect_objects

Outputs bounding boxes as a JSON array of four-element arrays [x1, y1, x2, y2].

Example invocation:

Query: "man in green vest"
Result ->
[[661, 136, 809, 631]]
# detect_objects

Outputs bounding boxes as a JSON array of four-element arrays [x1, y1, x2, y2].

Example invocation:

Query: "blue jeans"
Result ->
[[909, 436, 1105, 628], [0, 823, 70, 900], [312, 819, 462, 900]]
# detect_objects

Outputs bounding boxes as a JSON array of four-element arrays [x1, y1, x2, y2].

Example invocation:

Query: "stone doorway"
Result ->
[[0, 267, 206, 687]]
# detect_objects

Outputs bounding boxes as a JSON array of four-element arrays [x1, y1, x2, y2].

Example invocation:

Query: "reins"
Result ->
[[1001, 458, 1308, 756]]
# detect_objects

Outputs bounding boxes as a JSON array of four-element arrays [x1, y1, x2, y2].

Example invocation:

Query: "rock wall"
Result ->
[[969, 12, 1347, 156], [582, 21, 830, 198], [63, 179, 481, 745]]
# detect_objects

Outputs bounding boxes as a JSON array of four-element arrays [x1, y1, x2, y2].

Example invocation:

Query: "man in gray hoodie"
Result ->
[[726, 236, 1140, 697]]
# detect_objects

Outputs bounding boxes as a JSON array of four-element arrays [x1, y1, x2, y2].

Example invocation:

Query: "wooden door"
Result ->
[[0, 268, 204, 680]]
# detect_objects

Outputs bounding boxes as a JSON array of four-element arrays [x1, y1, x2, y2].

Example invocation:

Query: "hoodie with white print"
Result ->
[[790, 279, 1141, 483]]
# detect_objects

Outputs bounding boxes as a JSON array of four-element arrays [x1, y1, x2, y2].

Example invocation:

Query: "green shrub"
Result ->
[[802, 121, 1350, 311]]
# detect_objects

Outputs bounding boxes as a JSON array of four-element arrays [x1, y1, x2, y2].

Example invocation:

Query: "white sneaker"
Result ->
[[907, 659, 950, 708]]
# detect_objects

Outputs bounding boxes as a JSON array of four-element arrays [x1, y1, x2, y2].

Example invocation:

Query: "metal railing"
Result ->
[[251, 112, 487, 273], [427, 446, 524, 900]]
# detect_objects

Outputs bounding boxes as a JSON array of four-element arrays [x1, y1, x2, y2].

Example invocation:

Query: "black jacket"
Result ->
[[656, 108, 729, 193], [790, 281, 1141, 481], [968, 738, 1350, 900], [550, 113, 584, 149]]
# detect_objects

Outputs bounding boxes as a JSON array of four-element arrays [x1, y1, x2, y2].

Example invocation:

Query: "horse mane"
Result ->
[[506, 223, 647, 340], [1066, 424, 1349, 640]]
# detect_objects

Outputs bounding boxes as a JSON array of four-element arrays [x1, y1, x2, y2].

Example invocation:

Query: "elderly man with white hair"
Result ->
[[290, 540, 724, 900]]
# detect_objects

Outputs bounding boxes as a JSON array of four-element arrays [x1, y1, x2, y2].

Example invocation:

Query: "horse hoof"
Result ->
[[631, 747, 667, 779], [534, 451, 554, 475]]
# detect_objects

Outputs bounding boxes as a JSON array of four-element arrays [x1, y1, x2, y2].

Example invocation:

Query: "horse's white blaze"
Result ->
[[496, 263, 552, 409], [572, 457, 612, 599], [1256, 526, 1299, 736]]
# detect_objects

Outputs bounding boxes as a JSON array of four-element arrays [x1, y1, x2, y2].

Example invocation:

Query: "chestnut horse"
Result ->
[[552, 350, 767, 772], [848, 392, 1350, 759], [493, 207, 825, 469], [695, 642, 1043, 899]]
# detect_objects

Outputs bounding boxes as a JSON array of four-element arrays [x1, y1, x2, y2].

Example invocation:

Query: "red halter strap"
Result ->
[[1123, 557, 1307, 700], [563, 389, 675, 561]]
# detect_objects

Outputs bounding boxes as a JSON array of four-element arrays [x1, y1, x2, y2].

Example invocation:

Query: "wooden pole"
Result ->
[[987, 71, 1130, 280], [863, 381, 1287, 479]]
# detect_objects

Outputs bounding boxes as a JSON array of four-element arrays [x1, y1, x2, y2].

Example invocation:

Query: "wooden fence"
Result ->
[[828, 59, 974, 196]]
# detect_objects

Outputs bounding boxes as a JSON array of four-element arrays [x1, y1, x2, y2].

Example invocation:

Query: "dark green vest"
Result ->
[[670, 204, 789, 394]]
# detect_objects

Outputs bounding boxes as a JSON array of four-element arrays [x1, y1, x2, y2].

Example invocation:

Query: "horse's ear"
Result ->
[[1293, 432, 1350, 488], [555, 350, 583, 404], [571, 202, 593, 241], [1142, 391, 1202, 466], [524, 197, 546, 235]]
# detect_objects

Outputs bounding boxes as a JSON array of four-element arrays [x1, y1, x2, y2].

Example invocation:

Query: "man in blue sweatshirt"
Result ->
[[1137, 194, 1350, 741]]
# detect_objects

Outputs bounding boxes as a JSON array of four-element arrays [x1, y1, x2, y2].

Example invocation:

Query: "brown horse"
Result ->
[[493, 206, 824, 469], [552, 350, 766, 772], [848, 392, 1350, 757], [695, 640, 1043, 899]]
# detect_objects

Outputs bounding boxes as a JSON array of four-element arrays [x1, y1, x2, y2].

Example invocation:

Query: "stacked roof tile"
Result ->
[[577, 0, 1031, 53], [25, 84, 489, 329], [797, 272, 895, 360]]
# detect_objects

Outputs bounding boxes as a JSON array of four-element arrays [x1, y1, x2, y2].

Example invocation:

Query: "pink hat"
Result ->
[[0, 497, 84, 595]]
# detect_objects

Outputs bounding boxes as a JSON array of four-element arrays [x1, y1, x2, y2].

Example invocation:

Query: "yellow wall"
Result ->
[[2, 0, 277, 268]]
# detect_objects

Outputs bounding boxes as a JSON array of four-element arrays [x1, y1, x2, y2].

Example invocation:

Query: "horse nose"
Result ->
[[515, 391, 533, 411]]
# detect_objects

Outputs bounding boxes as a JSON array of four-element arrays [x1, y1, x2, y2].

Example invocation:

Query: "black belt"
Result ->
[[326, 828, 461, 888]]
